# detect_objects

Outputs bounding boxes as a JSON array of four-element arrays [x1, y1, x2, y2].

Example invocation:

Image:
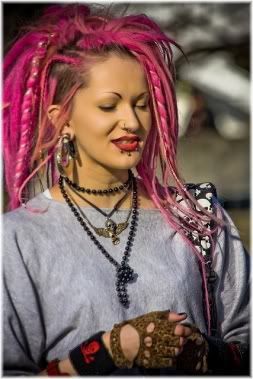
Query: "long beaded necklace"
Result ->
[[64, 179, 133, 245], [59, 175, 139, 308]]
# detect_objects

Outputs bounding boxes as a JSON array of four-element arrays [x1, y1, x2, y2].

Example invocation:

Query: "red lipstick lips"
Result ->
[[111, 135, 140, 152], [113, 141, 139, 151], [112, 135, 140, 142]]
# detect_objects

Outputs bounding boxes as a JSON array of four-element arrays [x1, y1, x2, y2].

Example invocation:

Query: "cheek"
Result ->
[[142, 111, 152, 135], [72, 111, 110, 141]]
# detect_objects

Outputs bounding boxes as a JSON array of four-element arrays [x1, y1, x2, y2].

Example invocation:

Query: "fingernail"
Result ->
[[178, 312, 187, 316]]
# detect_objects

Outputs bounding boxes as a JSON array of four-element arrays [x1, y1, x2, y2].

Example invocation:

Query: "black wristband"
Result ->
[[69, 331, 117, 375]]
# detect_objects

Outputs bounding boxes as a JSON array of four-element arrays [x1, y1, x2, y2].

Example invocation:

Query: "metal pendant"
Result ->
[[94, 219, 128, 244], [105, 218, 117, 233], [112, 235, 120, 245], [105, 218, 119, 244]]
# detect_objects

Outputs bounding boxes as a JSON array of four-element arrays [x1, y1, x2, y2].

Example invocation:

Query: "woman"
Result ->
[[3, 4, 249, 376]]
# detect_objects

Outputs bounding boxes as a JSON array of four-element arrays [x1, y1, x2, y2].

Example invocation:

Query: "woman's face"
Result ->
[[68, 54, 152, 171]]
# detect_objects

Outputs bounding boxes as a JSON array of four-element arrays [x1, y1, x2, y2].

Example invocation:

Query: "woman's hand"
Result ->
[[38, 311, 205, 375], [176, 324, 208, 373], [109, 310, 193, 369]]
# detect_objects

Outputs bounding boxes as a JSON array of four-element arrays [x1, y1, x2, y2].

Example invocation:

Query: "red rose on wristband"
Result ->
[[69, 331, 117, 375], [81, 341, 101, 363]]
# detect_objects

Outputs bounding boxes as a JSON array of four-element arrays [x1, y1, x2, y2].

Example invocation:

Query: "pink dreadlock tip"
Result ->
[[23, 108, 32, 113], [32, 58, 40, 66], [24, 89, 32, 96], [38, 41, 47, 48]]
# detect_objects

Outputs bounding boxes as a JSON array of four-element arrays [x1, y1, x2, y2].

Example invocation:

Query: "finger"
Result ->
[[175, 346, 184, 356], [167, 312, 187, 322], [202, 356, 208, 373], [162, 332, 181, 348], [179, 336, 187, 346], [143, 356, 175, 369], [174, 324, 192, 337], [159, 345, 177, 357], [157, 357, 176, 368]]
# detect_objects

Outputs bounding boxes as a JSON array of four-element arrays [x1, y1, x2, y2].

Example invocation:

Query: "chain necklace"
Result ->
[[64, 169, 133, 195], [59, 175, 138, 308], [64, 179, 133, 245]]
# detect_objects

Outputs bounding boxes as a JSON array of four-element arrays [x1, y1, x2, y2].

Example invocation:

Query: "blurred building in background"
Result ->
[[3, 2, 250, 250]]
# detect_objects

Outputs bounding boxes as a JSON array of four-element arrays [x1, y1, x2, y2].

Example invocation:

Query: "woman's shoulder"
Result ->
[[3, 192, 58, 231], [3, 192, 69, 264]]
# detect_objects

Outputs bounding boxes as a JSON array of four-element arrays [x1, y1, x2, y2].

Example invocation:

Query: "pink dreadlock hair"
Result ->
[[3, 4, 224, 334]]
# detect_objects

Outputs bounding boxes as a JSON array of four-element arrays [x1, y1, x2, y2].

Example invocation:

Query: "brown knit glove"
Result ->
[[110, 310, 180, 369], [176, 324, 208, 373]]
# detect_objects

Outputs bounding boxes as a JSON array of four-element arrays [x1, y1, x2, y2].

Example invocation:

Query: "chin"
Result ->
[[103, 155, 141, 172], [117, 153, 142, 169]]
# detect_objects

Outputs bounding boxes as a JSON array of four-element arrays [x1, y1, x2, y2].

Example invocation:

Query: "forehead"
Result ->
[[86, 54, 148, 93]]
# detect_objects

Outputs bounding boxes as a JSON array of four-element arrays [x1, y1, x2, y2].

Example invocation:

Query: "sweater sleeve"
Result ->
[[206, 206, 250, 374], [3, 215, 46, 376], [213, 206, 249, 344]]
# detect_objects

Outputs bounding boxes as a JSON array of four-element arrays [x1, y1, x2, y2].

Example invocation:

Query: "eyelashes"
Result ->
[[99, 104, 149, 112], [99, 106, 116, 112]]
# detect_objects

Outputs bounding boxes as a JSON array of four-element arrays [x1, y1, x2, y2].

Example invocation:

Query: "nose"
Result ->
[[121, 106, 140, 132]]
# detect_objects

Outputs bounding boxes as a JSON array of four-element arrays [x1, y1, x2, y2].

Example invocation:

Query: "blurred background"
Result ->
[[3, 2, 250, 251]]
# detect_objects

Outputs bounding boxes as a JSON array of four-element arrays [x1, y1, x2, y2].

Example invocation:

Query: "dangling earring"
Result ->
[[56, 134, 76, 177]]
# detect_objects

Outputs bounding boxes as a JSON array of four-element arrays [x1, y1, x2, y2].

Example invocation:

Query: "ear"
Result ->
[[47, 105, 75, 140], [47, 104, 61, 125]]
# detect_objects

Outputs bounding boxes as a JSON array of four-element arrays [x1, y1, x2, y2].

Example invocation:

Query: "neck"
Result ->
[[60, 163, 133, 209], [72, 166, 129, 189]]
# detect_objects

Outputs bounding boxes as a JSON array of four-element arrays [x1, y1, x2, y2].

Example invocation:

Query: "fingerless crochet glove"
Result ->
[[110, 310, 180, 369]]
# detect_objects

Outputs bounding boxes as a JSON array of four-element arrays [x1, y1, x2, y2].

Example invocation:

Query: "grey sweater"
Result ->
[[3, 191, 249, 375]]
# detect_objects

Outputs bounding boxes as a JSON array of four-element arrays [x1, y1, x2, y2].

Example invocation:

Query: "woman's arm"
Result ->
[[38, 330, 121, 375], [3, 228, 46, 376], [207, 206, 250, 373], [39, 313, 191, 375], [39, 330, 119, 375]]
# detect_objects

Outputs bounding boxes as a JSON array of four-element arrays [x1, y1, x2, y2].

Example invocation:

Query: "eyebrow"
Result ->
[[102, 91, 149, 99]]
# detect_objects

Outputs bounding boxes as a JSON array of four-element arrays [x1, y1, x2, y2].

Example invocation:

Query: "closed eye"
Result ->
[[135, 103, 149, 110], [99, 103, 149, 112], [99, 105, 116, 112]]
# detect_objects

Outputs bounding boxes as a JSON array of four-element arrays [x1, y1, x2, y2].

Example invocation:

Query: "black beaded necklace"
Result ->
[[64, 169, 133, 195], [58, 175, 138, 308]]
